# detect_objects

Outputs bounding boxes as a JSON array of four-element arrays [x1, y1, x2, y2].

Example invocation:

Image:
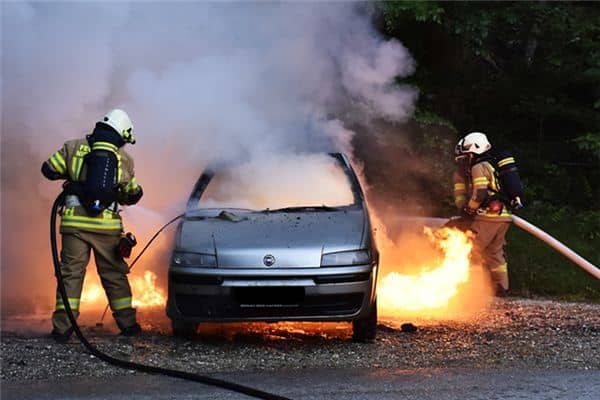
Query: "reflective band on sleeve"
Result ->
[[50, 153, 67, 174], [491, 263, 508, 273], [497, 157, 515, 168], [473, 178, 489, 188], [110, 296, 133, 311], [454, 183, 466, 190], [56, 297, 80, 311]]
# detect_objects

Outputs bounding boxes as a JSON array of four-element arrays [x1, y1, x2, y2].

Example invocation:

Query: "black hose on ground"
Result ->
[[51, 192, 292, 400], [99, 213, 184, 322]]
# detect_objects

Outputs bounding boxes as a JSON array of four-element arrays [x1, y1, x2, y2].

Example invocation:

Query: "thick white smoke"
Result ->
[[1, 2, 417, 314]]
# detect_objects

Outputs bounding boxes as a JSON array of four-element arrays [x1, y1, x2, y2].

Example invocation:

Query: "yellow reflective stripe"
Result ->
[[490, 264, 508, 273], [76, 144, 90, 157], [110, 296, 132, 310], [61, 214, 123, 230], [497, 157, 515, 168], [62, 214, 120, 222], [117, 153, 122, 183], [124, 177, 139, 192], [73, 157, 84, 180], [473, 177, 489, 184], [56, 297, 80, 311], [480, 211, 512, 218], [61, 219, 122, 227], [91, 141, 119, 152], [61, 222, 122, 230], [454, 183, 466, 190], [50, 153, 67, 174]]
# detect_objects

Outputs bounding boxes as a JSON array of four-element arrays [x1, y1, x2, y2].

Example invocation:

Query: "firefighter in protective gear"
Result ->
[[42, 109, 143, 342], [453, 132, 511, 296]]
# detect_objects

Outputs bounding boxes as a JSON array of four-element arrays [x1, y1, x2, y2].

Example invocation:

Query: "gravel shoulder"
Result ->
[[1, 298, 599, 382]]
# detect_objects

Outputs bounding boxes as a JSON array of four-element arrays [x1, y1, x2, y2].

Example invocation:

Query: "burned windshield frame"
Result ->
[[185, 153, 363, 212]]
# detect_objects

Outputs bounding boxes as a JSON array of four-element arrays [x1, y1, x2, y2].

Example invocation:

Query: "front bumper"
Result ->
[[167, 264, 377, 322]]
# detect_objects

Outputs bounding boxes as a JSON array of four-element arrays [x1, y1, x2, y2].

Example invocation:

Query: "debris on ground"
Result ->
[[1, 298, 598, 381]]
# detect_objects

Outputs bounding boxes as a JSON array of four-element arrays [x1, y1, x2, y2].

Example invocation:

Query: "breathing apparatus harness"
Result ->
[[459, 150, 525, 215], [50, 191, 292, 400]]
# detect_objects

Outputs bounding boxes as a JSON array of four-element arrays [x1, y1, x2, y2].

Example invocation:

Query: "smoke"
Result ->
[[1, 2, 417, 315]]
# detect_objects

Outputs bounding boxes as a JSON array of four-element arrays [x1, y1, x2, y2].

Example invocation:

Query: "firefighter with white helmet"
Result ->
[[42, 108, 143, 342], [453, 131, 512, 296]]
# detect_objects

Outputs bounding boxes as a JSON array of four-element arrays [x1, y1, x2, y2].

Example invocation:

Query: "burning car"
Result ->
[[166, 153, 379, 341]]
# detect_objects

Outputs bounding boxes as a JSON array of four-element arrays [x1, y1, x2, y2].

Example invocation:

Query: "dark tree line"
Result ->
[[376, 1, 599, 213]]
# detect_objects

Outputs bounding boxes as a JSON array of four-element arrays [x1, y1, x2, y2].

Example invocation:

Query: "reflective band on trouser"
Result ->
[[490, 263, 508, 273], [454, 183, 466, 190], [497, 157, 515, 168], [50, 152, 67, 174], [56, 297, 80, 311], [110, 296, 133, 311]]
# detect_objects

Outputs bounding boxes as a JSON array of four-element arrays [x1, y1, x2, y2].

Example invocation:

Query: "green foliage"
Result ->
[[573, 133, 600, 162], [379, 1, 444, 27], [413, 110, 456, 131]]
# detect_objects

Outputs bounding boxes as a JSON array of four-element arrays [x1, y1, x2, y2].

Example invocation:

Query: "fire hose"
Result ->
[[50, 191, 292, 400], [511, 215, 600, 280], [443, 214, 599, 280]]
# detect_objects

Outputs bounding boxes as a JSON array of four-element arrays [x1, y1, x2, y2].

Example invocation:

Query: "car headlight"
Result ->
[[171, 251, 217, 267], [321, 250, 371, 267]]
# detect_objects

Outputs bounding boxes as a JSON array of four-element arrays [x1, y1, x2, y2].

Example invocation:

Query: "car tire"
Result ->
[[352, 299, 377, 343], [171, 320, 198, 338]]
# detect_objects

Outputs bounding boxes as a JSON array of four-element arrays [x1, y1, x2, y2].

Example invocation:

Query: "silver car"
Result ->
[[167, 153, 379, 341]]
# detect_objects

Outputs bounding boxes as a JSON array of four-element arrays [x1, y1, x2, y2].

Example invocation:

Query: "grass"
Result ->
[[506, 208, 600, 302]]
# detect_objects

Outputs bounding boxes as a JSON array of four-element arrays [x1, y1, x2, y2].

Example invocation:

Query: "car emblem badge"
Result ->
[[263, 254, 275, 267]]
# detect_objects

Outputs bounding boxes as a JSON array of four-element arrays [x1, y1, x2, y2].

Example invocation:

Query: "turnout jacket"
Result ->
[[453, 160, 512, 222], [43, 138, 143, 234]]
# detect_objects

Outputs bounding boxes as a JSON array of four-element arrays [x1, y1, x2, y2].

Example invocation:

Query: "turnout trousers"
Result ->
[[52, 231, 137, 333], [470, 220, 511, 291]]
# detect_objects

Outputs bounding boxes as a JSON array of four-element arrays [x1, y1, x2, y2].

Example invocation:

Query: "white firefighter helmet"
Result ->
[[455, 131, 491, 156], [100, 109, 135, 144]]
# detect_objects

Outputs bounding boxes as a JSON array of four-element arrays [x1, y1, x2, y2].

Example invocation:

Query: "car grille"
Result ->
[[175, 291, 364, 318], [170, 271, 371, 286]]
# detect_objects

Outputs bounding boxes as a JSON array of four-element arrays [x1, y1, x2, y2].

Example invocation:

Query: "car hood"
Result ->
[[177, 209, 366, 268]]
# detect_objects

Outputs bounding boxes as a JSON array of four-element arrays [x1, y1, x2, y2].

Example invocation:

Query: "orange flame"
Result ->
[[80, 270, 166, 309], [131, 270, 167, 308], [378, 226, 492, 321]]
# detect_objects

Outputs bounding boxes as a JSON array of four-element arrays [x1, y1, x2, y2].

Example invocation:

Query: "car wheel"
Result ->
[[352, 299, 377, 343], [171, 320, 198, 338]]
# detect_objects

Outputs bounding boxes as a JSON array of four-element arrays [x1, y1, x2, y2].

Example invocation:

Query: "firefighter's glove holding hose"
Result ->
[[461, 206, 478, 218], [487, 200, 504, 215]]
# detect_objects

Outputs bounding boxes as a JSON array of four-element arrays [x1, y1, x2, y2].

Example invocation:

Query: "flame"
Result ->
[[378, 226, 491, 321], [131, 271, 167, 308], [80, 281, 104, 304], [80, 270, 166, 309]]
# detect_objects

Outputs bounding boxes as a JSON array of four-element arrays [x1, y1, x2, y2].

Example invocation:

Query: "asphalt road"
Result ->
[[2, 367, 599, 400]]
